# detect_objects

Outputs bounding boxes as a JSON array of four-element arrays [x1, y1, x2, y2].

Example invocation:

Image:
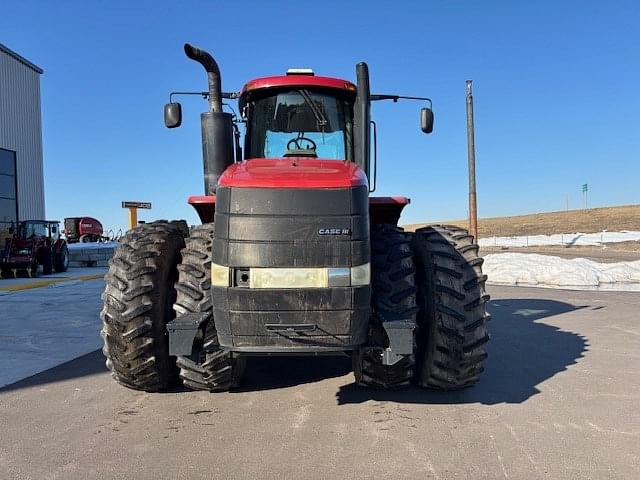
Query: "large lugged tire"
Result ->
[[40, 248, 53, 275], [412, 225, 490, 390], [353, 225, 417, 389], [101, 221, 186, 392], [53, 244, 69, 272], [173, 223, 246, 391]]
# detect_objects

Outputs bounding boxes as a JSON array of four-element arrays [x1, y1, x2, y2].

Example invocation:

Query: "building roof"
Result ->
[[0, 42, 43, 74]]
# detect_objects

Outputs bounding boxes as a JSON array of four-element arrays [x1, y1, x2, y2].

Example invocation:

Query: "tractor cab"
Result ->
[[15, 220, 60, 242], [239, 72, 356, 161]]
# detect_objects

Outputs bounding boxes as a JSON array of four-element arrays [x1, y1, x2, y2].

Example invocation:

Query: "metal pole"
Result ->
[[466, 80, 478, 242], [128, 207, 138, 230], [585, 187, 588, 210]]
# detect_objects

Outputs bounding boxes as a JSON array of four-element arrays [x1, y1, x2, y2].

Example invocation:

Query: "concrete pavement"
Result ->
[[0, 271, 105, 387], [0, 266, 106, 292], [1, 286, 639, 479]]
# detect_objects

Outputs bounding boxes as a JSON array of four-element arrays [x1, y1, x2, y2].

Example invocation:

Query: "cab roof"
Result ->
[[241, 75, 356, 96]]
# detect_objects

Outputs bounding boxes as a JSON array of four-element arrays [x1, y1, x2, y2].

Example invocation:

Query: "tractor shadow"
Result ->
[[0, 298, 591, 403], [0, 349, 108, 394], [237, 355, 352, 392], [336, 297, 591, 405]]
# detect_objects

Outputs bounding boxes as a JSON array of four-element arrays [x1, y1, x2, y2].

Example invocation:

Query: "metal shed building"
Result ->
[[0, 42, 45, 237]]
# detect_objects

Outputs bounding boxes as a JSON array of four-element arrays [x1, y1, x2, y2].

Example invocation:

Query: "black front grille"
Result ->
[[210, 185, 371, 352], [212, 186, 369, 268]]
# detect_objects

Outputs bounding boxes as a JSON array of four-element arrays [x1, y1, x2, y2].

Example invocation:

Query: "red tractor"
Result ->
[[101, 44, 489, 392], [63, 216, 104, 243], [1, 220, 69, 277]]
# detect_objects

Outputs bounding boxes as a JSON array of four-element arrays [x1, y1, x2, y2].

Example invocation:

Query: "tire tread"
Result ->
[[353, 225, 417, 389], [100, 221, 186, 392], [173, 223, 245, 392], [413, 224, 490, 390]]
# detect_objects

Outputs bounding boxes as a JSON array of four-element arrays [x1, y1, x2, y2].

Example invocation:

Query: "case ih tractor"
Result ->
[[1, 220, 69, 277], [101, 44, 490, 392]]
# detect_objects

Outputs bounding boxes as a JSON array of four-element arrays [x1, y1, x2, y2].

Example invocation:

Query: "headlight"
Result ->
[[350, 263, 371, 286], [211, 263, 371, 288], [210, 263, 230, 286], [250, 267, 328, 289]]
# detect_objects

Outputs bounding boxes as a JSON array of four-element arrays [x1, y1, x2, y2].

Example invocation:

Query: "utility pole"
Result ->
[[466, 80, 478, 242], [582, 183, 588, 210]]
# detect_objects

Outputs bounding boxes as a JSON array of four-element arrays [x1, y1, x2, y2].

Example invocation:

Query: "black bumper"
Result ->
[[212, 286, 371, 352]]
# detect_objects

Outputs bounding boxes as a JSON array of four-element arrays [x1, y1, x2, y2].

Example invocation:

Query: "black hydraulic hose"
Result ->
[[184, 43, 223, 113]]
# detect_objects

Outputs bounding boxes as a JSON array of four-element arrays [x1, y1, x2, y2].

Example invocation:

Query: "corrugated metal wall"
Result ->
[[0, 50, 45, 221]]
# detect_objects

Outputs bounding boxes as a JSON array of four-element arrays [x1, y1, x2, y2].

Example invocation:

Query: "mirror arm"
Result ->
[[169, 91, 240, 103], [370, 94, 432, 108], [169, 91, 208, 103]]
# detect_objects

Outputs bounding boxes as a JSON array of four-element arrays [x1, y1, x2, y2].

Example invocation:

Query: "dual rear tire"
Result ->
[[100, 221, 242, 392], [353, 224, 490, 390]]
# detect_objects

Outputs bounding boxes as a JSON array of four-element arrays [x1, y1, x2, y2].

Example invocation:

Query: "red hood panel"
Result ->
[[218, 159, 368, 189]]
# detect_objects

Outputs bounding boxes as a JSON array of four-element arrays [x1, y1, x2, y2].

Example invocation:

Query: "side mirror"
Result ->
[[51, 225, 57, 234], [420, 107, 434, 134], [164, 102, 182, 128]]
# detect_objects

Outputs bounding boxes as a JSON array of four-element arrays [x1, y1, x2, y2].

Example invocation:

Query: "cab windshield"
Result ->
[[18, 222, 56, 239], [247, 89, 353, 160]]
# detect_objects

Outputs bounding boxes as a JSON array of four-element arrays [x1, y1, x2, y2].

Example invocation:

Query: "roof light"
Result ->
[[286, 68, 314, 76]]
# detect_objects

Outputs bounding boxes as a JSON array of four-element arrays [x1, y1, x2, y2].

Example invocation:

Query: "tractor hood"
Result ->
[[217, 159, 368, 189]]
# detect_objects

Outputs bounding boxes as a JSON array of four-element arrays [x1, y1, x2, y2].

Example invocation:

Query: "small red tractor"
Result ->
[[1, 220, 69, 277], [101, 44, 490, 392], [63, 216, 104, 243]]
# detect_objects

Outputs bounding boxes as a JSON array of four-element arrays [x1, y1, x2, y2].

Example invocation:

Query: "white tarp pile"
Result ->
[[484, 253, 640, 291], [478, 231, 640, 248]]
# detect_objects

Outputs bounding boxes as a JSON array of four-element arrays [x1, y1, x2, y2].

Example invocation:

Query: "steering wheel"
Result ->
[[287, 136, 317, 152]]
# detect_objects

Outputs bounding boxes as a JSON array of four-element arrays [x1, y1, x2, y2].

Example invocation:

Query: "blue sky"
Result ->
[[3, 0, 639, 230]]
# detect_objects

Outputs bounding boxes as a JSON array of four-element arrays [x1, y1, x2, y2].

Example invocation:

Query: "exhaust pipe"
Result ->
[[184, 43, 234, 195], [184, 43, 223, 113], [354, 62, 371, 179]]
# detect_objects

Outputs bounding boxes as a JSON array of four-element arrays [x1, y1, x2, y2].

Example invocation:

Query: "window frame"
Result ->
[[0, 148, 18, 227], [243, 87, 355, 161]]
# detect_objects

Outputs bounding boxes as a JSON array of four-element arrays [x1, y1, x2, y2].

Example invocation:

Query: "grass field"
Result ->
[[405, 204, 640, 238]]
